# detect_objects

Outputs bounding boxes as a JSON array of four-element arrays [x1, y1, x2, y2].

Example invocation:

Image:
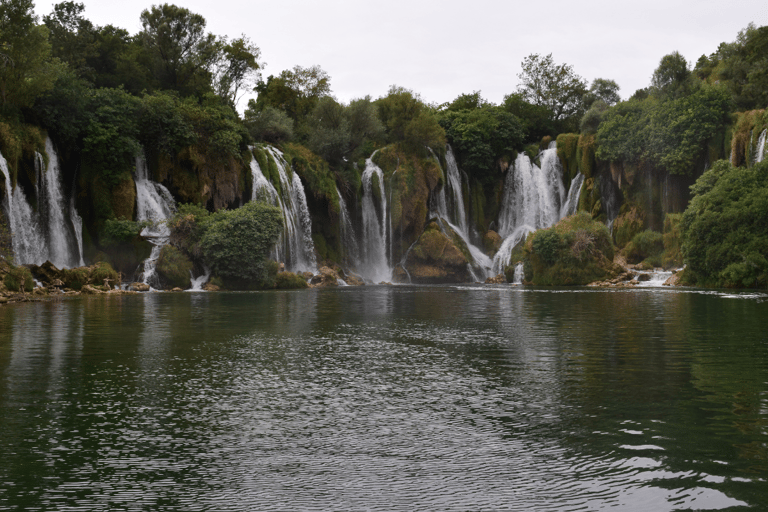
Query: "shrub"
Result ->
[[156, 245, 193, 289], [90, 262, 120, 289], [682, 159, 768, 288], [275, 271, 309, 289], [526, 212, 615, 285], [3, 266, 34, 292], [200, 201, 283, 284], [624, 230, 664, 264], [101, 218, 150, 247]]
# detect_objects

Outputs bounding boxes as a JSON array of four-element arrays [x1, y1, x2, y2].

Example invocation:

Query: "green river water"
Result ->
[[0, 285, 766, 511]]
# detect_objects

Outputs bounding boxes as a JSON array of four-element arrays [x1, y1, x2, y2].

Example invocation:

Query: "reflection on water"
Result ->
[[0, 287, 766, 511]]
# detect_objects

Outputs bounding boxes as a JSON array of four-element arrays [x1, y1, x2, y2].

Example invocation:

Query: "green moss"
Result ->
[[275, 272, 309, 289], [61, 267, 89, 290], [557, 133, 579, 181], [285, 143, 340, 216], [624, 230, 664, 264], [576, 134, 596, 179], [662, 213, 684, 269], [156, 245, 193, 289], [612, 204, 646, 248], [90, 262, 120, 289], [3, 265, 34, 292]]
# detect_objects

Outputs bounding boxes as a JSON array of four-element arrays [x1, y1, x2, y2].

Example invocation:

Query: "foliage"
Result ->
[[438, 99, 524, 184], [0, 0, 62, 113], [596, 85, 731, 175], [612, 204, 645, 249], [501, 92, 555, 142], [585, 78, 621, 107], [168, 202, 210, 258], [244, 103, 294, 144], [516, 53, 588, 122], [681, 159, 768, 288], [651, 51, 693, 100], [624, 230, 664, 264], [662, 213, 684, 269], [89, 261, 120, 289], [284, 143, 339, 215], [525, 212, 615, 285], [199, 201, 283, 283], [101, 218, 150, 247], [3, 265, 34, 292], [375, 85, 445, 153], [275, 271, 309, 289], [212, 35, 261, 108], [156, 244, 193, 288]]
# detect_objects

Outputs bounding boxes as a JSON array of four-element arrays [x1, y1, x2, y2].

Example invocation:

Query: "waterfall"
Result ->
[[512, 262, 524, 284], [0, 140, 85, 268], [560, 172, 585, 219], [189, 265, 211, 291], [249, 146, 316, 273], [135, 155, 176, 287], [444, 147, 469, 236], [337, 188, 359, 267], [756, 129, 767, 164], [492, 148, 567, 275], [360, 155, 391, 283]]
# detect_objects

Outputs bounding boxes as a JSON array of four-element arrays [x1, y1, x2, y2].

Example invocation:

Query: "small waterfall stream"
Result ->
[[337, 188, 359, 267], [135, 155, 176, 287], [249, 146, 316, 273], [1, 139, 85, 268], [756, 129, 767, 164], [560, 172, 584, 218], [360, 155, 391, 283]]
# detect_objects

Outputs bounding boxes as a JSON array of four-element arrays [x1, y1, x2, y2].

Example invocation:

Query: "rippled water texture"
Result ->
[[1, 286, 766, 511]]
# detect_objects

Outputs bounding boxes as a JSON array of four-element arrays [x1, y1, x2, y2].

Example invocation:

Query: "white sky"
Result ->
[[41, 0, 768, 109]]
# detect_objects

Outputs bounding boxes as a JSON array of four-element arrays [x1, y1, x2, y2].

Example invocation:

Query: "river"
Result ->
[[0, 286, 766, 511]]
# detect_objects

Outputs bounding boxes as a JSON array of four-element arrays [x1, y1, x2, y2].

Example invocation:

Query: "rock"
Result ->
[[485, 274, 506, 284], [278, 262, 285, 272], [32, 287, 48, 296], [130, 282, 150, 292], [81, 284, 105, 295], [483, 231, 503, 256], [301, 271, 314, 281], [309, 266, 340, 287], [636, 273, 652, 282], [171, 287, 184, 292], [345, 274, 365, 286], [663, 273, 681, 286], [203, 283, 220, 291], [402, 221, 471, 284]]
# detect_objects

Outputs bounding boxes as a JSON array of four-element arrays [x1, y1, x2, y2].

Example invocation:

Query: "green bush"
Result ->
[[624, 230, 664, 264], [682, 159, 768, 288], [90, 261, 120, 289], [101, 218, 150, 247], [3, 266, 34, 292], [275, 271, 309, 289], [200, 201, 283, 284], [526, 212, 615, 285], [156, 245, 193, 289]]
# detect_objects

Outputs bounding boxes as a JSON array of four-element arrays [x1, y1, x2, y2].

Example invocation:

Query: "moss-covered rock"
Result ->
[[403, 221, 470, 283], [275, 271, 309, 289], [156, 245, 193, 289], [624, 230, 664, 265], [3, 265, 35, 292], [612, 204, 646, 249], [111, 173, 136, 220], [662, 213, 683, 269], [483, 230, 502, 256]]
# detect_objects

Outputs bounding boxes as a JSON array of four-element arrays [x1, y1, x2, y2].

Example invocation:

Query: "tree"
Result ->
[[43, 1, 97, 80], [650, 51, 692, 99], [516, 53, 588, 121], [212, 35, 261, 108], [586, 78, 620, 107], [139, 3, 218, 95], [501, 92, 555, 142], [0, 0, 60, 111], [244, 102, 294, 144]]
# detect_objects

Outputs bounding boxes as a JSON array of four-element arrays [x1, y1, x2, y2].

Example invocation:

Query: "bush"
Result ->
[[662, 214, 684, 269], [3, 266, 34, 292], [624, 230, 664, 264], [526, 212, 615, 285], [156, 245, 193, 289], [275, 271, 309, 289], [90, 262, 120, 289], [200, 201, 283, 284], [101, 218, 150, 247], [682, 159, 768, 288]]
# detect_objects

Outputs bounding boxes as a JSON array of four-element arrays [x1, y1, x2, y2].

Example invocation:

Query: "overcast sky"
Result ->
[[43, 0, 768, 109]]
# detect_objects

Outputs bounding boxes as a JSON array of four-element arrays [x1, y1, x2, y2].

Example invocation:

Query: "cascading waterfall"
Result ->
[[444, 147, 469, 236], [360, 155, 391, 283], [337, 188, 359, 267], [134, 155, 176, 287], [560, 172, 584, 219], [756, 129, 767, 164], [0, 139, 85, 268], [249, 146, 316, 273], [491, 146, 569, 275]]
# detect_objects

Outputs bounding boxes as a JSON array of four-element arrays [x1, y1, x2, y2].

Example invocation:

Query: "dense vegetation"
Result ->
[[0, 0, 766, 289]]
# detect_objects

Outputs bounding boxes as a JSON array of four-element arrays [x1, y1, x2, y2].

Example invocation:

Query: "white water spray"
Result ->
[[360, 155, 391, 283], [135, 155, 176, 287]]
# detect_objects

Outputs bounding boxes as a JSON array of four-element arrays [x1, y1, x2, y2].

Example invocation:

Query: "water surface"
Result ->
[[1, 286, 766, 511]]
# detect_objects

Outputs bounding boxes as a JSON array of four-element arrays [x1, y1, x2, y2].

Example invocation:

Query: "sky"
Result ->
[[42, 0, 768, 109]]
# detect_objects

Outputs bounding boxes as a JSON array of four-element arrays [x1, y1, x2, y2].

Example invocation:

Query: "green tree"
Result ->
[[212, 35, 261, 108], [516, 53, 588, 121], [43, 1, 97, 80], [243, 102, 294, 144], [139, 3, 218, 96], [0, 0, 60, 112], [585, 78, 620, 107], [651, 51, 692, 99], [501, 92, 555, 141]]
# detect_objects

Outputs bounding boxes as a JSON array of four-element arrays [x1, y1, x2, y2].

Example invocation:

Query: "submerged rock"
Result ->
[[130, 282, 150, 292], [485, 274, 506, 284]]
